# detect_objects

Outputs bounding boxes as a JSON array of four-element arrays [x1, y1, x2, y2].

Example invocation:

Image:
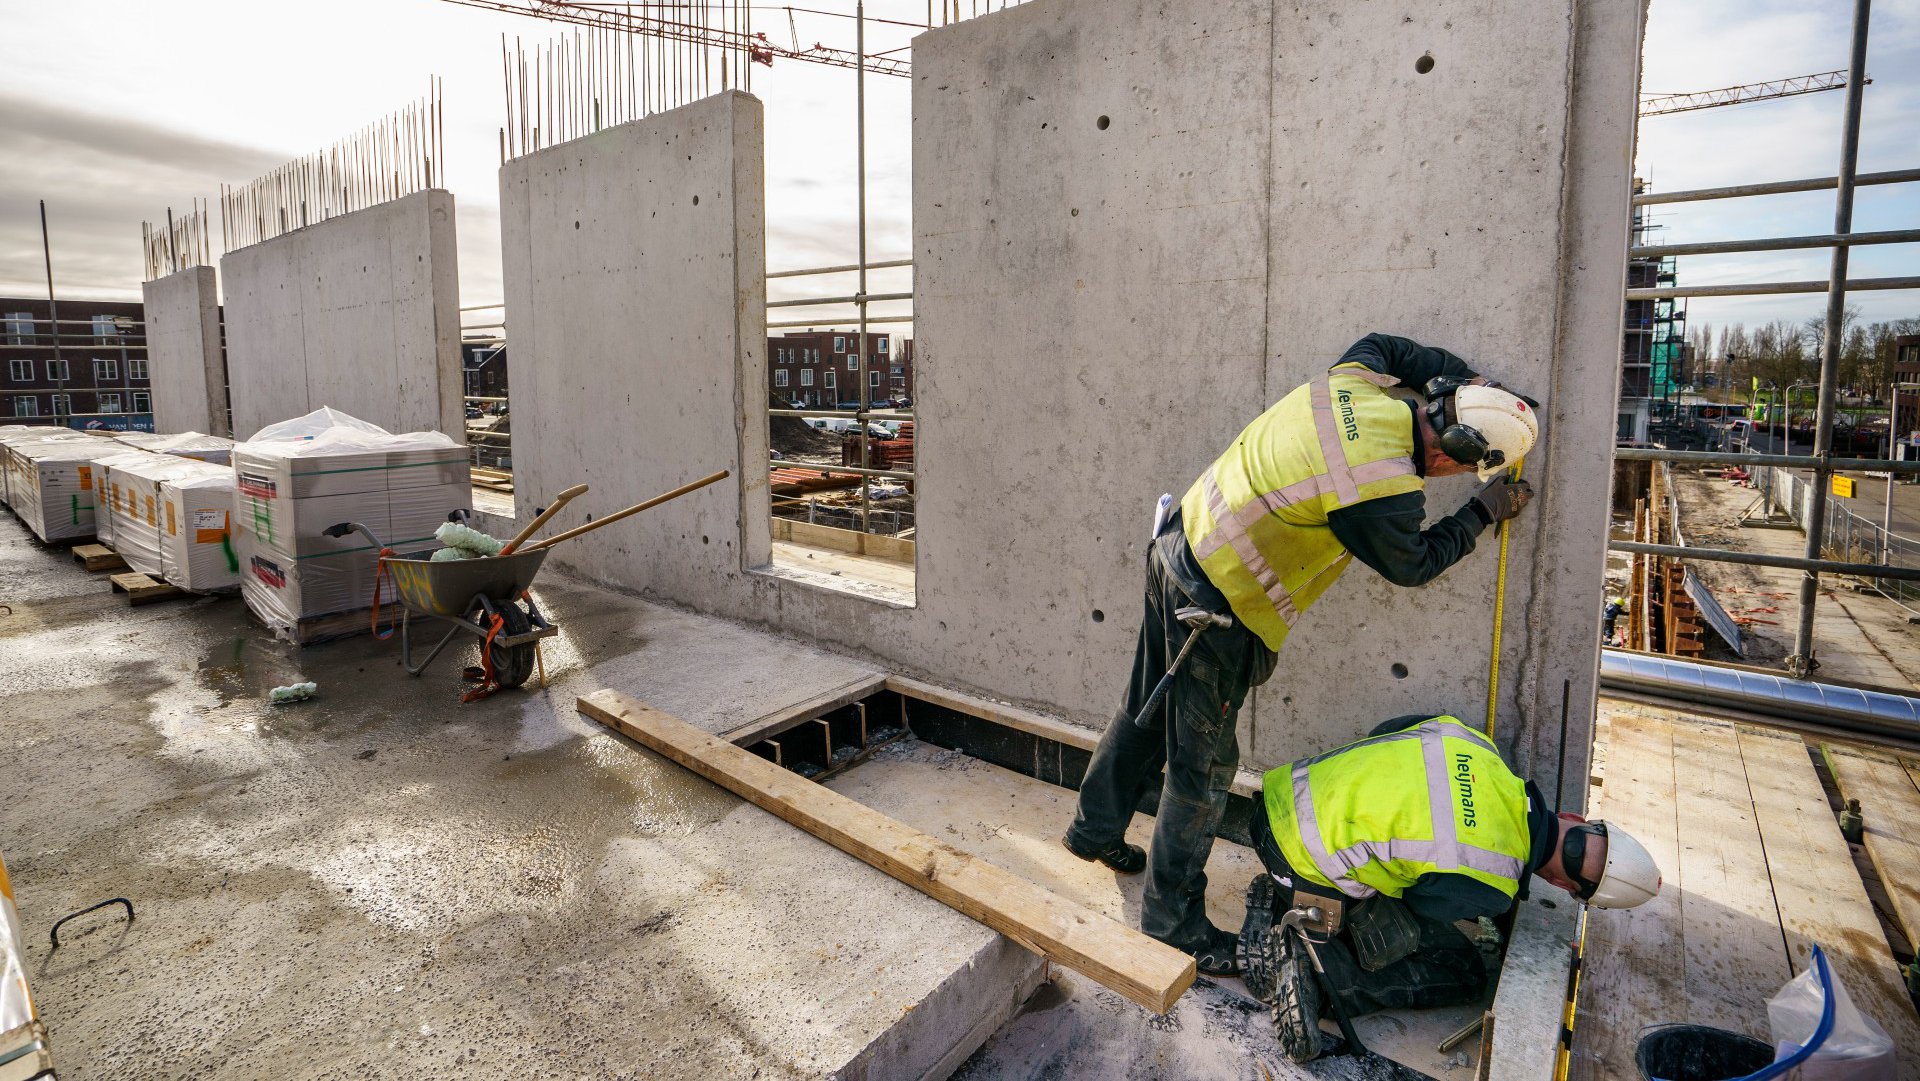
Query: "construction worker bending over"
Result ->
[[1239, 713, 1659, 1061], [1062, 333, 1541, 975]]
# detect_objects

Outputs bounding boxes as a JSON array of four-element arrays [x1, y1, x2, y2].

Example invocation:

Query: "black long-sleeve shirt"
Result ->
[[1326, 334, 1488, 587]]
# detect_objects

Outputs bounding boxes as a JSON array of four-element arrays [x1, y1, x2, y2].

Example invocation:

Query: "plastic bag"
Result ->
[[1767, 948, 1896, 1080]]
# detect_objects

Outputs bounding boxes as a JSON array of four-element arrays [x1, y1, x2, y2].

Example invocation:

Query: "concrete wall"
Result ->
[[506, 0, 1643, 798], [220, 190, 462, 440], [141, 265, 228, 436]]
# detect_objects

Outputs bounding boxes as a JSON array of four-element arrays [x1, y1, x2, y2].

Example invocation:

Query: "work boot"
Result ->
[[1191, 924, 1243, 978], [1060, 833, 1146, 874], [1238, 874, 1279, 1001], [1269, 930, 1325, 1064]]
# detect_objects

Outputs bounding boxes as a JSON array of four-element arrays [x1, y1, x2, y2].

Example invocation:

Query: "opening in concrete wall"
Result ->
[[757, 256, 916, 603]]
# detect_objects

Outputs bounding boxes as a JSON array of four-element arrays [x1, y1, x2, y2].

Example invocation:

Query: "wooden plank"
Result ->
[[1571, 706, 1684, 1081], [72, 542, 126, 572], [771, 516, 914, 563], [721, 674, 889, 747], [884, 674, 1266, 801], [1823, 745, 1920, 951], [108, 571, 180, 605], [1669, 717, 1793, 1030], [578, 688, 1196, 1014], [1737, 726, 1920, 1066]]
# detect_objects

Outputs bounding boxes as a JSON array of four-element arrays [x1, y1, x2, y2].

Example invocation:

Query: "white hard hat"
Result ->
[[1586, 822, 1662, 910], [1451, 384, 1542, 480]]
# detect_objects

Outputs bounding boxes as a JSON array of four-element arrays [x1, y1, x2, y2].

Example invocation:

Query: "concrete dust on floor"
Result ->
[[0, 515, 1035, 1080]]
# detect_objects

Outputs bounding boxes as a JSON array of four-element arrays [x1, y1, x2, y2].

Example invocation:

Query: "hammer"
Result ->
[[1129, 606, 1233, 729]]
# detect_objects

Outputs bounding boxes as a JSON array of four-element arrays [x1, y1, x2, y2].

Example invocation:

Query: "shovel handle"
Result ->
[[500, 483, 589, 555], [524, 470, 731, 553]]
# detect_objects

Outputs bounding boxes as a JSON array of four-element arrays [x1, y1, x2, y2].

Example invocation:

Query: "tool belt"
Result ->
[[1277, 887, 1422, 972]]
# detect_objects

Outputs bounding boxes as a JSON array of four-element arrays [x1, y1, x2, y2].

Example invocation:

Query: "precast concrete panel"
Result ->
[[909, 0, 1645, 793], [501, 92, 766, 601], [499, 0, 1641, 803], [220, 189, 462, 440], [142, 265, 229, 436]]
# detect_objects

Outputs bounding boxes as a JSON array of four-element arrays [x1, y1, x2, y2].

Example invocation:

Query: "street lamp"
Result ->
[[1782, 380, 1818, 455]]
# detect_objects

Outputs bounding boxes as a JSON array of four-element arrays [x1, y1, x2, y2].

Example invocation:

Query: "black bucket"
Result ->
[[1636, 1024, 1775, 1081]]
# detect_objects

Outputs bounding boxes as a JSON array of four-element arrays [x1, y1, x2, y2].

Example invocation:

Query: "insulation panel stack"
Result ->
[[89, 449, 158, 551], [6, 438, 104, 542], [104, 453, 211, 579], [232, 409, 469, 639], [158, 461, 240, 593]]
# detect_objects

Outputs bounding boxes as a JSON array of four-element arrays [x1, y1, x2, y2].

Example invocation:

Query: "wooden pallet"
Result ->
[[110, 571, 181, 605], [73, 542, 127, 572], [258, 605, 405, 646]]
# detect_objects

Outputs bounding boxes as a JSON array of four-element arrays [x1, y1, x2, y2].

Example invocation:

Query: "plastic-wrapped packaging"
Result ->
[[0, 427, 89, 511], [157, 461, 240, 592], [150, 431, 235, 465], [103, 453, 206, 578], [7, 438, 106, 542], [0, 853, 33, 1036], [232, 408, 469, 639], [87, 449, 157, 551], [1767, 946, 1896, 1080]]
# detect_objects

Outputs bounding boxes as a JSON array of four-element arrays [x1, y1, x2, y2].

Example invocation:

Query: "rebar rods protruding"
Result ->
[[220, 78, 445, 251], [500, 2, 754, 159], [142, 199, 213, 281]]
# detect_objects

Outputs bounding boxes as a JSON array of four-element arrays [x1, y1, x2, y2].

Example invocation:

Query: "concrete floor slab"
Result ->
[[0, 514, 1035, 1079], [832, 741, 1477, 1080]]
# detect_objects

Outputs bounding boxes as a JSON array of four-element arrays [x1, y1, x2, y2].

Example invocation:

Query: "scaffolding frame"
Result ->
[[1612, 0, 1919, 678]]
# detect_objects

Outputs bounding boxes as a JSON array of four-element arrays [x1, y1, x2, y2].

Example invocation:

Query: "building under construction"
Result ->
[[2, 1, 1919, 1079]]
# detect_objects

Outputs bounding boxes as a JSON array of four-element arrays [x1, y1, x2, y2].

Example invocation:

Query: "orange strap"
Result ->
[[370, 548, 398, 640], [461, 612, 508, 703]]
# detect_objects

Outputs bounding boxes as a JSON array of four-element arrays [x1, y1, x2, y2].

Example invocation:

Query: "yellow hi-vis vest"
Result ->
[[1181, 363, 1424, 651], [1263, 717, 1532, 901]]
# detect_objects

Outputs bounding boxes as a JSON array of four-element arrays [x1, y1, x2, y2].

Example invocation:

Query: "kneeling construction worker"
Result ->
[[1064, 333, 1541, 974], [1240, 713, 1661, 1062]]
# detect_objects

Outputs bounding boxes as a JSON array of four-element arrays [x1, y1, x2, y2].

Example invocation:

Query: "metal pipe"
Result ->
[[1626, 275, 1920, 300], [767, 258, 912, 279], [1599, 650, 1920, 745], [768, 314, 911, 330], [1628, 227, 1920, 258], [1613, 446, 1920, 474], [856, 0, 870, 537], [768, 407, 911, 419], [767, 290, 912, 309], [1629, 166, 1920, 206], [1793, 0, 1874, 679], [1608, 539, 1920, 582]]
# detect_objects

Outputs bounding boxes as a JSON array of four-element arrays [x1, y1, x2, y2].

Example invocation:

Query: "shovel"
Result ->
[[524, 470, 731, 553], [500, 483, 589, 555]]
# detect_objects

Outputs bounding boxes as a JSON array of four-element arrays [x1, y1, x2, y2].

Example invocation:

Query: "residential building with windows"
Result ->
[[767, 329, 900, 408], [1, 296, 151, 429]]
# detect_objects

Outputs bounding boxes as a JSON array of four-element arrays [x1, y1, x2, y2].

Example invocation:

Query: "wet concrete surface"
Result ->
[[0, 514, 1033, 1078]]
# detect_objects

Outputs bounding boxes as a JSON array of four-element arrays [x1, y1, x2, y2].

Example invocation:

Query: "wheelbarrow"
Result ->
[[321, 520, 558, 690]]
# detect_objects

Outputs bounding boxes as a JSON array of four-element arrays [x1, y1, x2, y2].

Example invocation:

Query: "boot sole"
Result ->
[[1239, 875, 1278, 1002], [1268, 931, 1324, 1064]]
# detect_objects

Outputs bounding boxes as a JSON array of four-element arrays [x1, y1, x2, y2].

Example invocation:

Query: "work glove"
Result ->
[[1467, 474, 1534, 525]]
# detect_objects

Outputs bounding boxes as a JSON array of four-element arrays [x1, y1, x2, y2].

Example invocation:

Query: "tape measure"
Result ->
[[1485, 459, 1522, 738]]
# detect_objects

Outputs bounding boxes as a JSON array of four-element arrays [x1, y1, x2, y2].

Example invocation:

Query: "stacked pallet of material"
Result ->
[[6, 438, 104, 542], [150, 432, 234, 465], [88, 448, 158, 551], [0, 427, 87, 511], [157, 460, 240, 593], [104, 453, 209, 580], [232, 408, 469, 641]]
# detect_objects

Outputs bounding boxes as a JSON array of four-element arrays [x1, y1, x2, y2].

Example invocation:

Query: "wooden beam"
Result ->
[[579, 688, 1196, 1013], [1822, 745, 1920, 950]]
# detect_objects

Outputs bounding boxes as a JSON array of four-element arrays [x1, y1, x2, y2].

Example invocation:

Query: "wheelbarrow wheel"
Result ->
[[485, 602, 537, 690]]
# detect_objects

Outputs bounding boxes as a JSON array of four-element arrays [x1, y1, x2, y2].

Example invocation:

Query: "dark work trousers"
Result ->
[[1247, 806, 1490, 1016], [1066, 526, 1275, 952]]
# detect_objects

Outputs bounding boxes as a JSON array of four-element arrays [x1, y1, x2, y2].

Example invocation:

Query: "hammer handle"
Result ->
[[1130, 626, 1209, 729]]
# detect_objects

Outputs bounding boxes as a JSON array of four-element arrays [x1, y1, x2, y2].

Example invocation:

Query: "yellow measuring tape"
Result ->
[[1484, 459, 1523, 738]]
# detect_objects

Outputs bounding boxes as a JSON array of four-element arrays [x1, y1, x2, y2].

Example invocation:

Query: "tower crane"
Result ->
[[1639, 70, 1866, 117]]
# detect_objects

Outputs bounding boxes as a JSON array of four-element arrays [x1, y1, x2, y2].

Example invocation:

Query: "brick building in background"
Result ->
[[1, 297, 153, 430], [767, 330, 911, 408]]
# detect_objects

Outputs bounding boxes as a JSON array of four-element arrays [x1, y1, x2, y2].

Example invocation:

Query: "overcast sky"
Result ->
[[0, 0, 1913, 334]]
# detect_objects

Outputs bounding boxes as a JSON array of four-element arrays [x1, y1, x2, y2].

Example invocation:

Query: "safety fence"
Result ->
[[1751, 466, 1920, 603]]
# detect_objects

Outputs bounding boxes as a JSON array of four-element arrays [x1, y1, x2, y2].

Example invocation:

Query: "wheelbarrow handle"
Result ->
[[322, 521, 385, 549]]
